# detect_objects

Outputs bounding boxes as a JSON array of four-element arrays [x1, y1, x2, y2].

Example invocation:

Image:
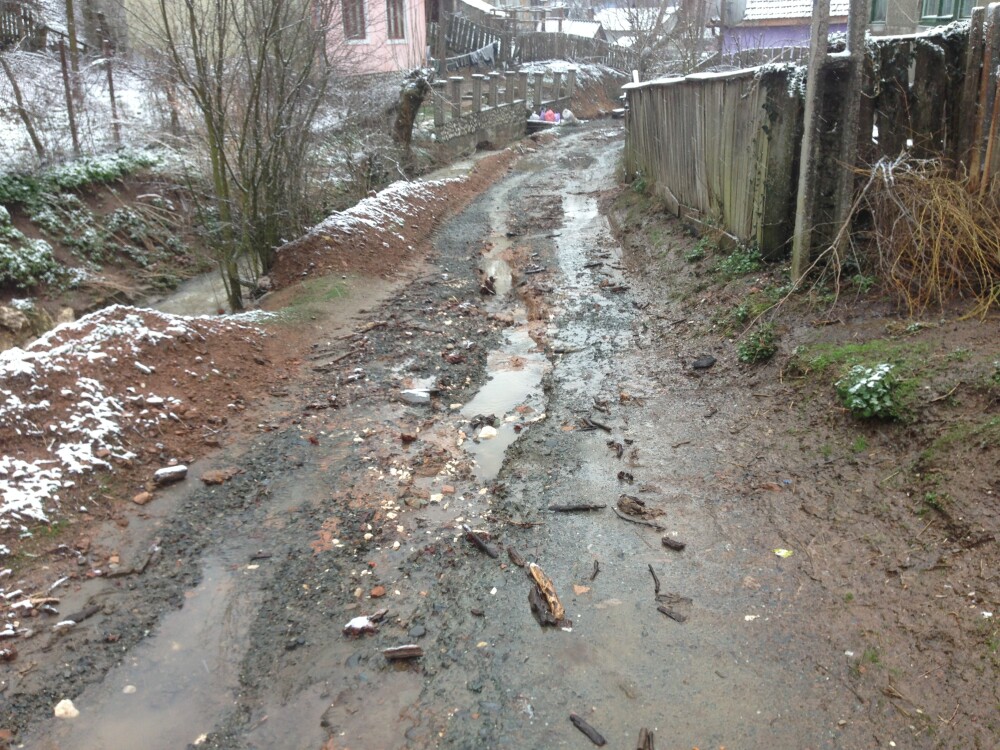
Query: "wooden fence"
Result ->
[[429, 13, 635, 72], [624, 67, 800, 255], [624, 7, 1000, 257], [0, 1, 44, 50]]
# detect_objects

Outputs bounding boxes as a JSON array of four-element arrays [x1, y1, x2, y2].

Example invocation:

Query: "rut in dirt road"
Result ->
[[12, 125, 965, 750]]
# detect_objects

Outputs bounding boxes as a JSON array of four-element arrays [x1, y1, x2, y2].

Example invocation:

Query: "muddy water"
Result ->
[[32, 558, 260, 750]]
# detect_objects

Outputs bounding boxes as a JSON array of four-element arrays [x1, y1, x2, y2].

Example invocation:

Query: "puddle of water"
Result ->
[[460, 329, 548, 481], [27, 558, 261, 750], [149, 271, 228, 317]]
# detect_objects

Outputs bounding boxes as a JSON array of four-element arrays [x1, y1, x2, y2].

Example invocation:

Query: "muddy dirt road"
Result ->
[[5, 125, 997, 749]]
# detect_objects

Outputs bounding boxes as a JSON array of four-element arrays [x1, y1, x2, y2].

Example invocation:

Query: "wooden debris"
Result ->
[[528, 585, 558, 627], [657, 605, 687, 623], [507, 546, 527, 568], [607, 440, 625, 459], [617, 470, 634, 483], [548, 503, 606, 512], [637, 727, 655, 750], [661, 535, 686, 552], [462, 524, 499, 559], [528, 562, 565, 623], [569, 713, 607, 746], [590, 560, 600, 581], [612, 507, 665, 531], [383, 644, 423, 660]]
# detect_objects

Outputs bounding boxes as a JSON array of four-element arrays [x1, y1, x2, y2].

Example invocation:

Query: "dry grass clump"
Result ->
[[861, 157, 1000, 318]]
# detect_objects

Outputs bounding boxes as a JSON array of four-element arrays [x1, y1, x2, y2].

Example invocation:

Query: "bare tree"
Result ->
[[127, 0, 339, 310]]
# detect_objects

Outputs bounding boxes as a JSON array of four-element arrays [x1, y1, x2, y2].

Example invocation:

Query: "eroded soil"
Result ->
[[2, 123, 997, 750]]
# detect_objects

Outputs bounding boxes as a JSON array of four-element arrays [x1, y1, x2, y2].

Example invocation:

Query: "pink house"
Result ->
[[333, 0, 428, 74]]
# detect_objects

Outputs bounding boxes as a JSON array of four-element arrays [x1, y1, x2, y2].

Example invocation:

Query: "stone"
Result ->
[[200, 467, 239, 485], [53, 699, 79, 719], [692, 355, 716, 370], [370, 585, 386, 598], [132, 492, 153, 506], [0, 306, 29, 333]]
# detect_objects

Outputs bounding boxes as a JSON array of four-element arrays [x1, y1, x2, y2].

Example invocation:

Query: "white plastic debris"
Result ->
[[54, 698, 79, 719], [479, 425, 498, 440], [153, 465, 188, 485]]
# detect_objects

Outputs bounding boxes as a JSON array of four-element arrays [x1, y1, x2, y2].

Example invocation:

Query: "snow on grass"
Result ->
[[0, 305, 262, 537]]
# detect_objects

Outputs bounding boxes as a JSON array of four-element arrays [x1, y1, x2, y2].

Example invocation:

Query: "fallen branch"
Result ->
[[548, 503, 606, 512], [462, 525, 499, 558], [647, 564, 661, 596], [590, 560, 600, 581], [657, 605, 687, 623]]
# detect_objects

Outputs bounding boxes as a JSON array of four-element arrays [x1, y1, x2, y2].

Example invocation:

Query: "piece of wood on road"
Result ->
[[569, 713, 607, 746]]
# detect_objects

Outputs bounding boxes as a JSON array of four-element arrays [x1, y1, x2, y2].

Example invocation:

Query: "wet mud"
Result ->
[[5, 124, 997, 750]]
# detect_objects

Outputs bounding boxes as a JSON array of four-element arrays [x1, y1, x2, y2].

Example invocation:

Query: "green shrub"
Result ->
[[0, 150, 159, 206], [717, 244, 762, 279], [0, 237, 63, 289], [836, 363, 898, 419], [738, 322, 777, 363]]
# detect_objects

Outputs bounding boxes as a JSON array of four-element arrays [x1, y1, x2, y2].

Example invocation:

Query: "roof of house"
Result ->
[[456, 0, 508, 18], [541, 19, 603, 38], [593, 8, 669, 33], [742, 0, 849, 22]]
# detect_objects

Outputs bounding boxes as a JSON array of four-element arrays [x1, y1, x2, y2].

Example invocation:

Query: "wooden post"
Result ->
[[505, 71, 516, 105], [432, 80, 447, 126], [449, 76, 464, 120], [59, 39, 80, 156], [973, 3, 1000, 193], [518, 71, 530, 102], [532, 72, 545, 109], [791, 0, 831, 282], [567, 68, 577, 98], [471, 74, 485, 112], [957, 6, 987, 171]]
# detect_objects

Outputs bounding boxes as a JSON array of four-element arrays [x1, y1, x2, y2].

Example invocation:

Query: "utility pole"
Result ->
[[790, 0, 831, 281], [832, 0, 872, 250]]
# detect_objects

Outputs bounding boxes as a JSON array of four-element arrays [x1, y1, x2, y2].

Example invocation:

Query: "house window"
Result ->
[[871, 0, 887, 24], [343, 0, 366, 40], [386, 0, 405, 39], [920, 0, 973, 24]]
